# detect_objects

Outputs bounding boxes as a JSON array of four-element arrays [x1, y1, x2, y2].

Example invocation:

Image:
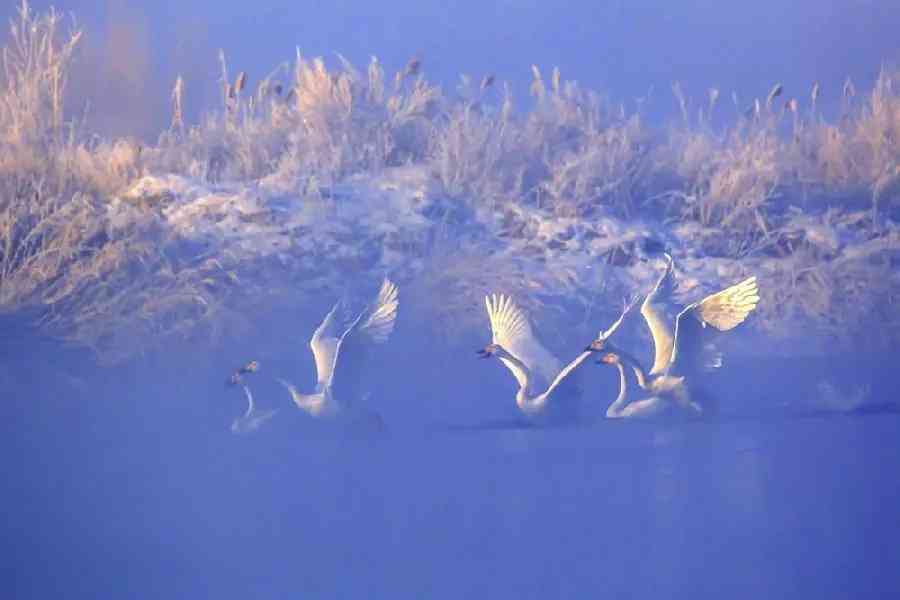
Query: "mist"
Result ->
[[3, 1, 900, 599]]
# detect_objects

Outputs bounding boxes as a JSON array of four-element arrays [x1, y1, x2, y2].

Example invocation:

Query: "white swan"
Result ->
[[588, 253, 760, 417], [478, 293, 633, 419], [278, 278, 399, 419], [600, 352, 671, 418], [231, 383, 278, 434]]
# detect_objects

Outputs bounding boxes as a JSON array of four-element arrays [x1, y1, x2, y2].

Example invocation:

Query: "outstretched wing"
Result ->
[[669, 276, 760, 375], [485, 294, 561, 388], [690, 276, 759, 332], [354, 278, 399, 344], [330, 278, 400, 406], [308, 301, 348, 387], [641, 253, 677, 375]]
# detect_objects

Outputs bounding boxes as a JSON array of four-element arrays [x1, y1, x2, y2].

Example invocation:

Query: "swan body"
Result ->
[[230, 383, 278, 434], [599, 350, 694, 418], [280, 278, 399, 419], [479, 294, 592, 419], [589, 254, 760, 418], [601, 353, 670, 419]]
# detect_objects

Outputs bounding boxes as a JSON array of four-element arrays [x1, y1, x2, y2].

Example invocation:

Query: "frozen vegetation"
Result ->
[[1, 2, 898, 364]]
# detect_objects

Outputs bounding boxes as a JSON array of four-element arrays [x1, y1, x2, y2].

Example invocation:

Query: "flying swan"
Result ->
[[588, 254, 760, 418], [478, 293, 633, 419], [278, 278, 399, 420]]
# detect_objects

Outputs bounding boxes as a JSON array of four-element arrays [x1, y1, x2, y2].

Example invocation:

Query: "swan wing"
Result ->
[[354, 278, 400, 344], [485, 293, 561, 387], [330, 278, 400, 407], [641, 253, 676, 375], [309, 301, 348, 386], [690, 276, 760, 332], [669, 276, 760, 374]]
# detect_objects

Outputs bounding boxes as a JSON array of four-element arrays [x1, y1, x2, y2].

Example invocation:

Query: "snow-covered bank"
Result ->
[[93, 163, 896, 362], [1, 3, 897, 363]]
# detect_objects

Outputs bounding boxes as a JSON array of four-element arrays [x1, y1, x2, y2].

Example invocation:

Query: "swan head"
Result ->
[[595, 351, 621, 366], [241, 360, 259, 373], [585, 337, 616, 353], [477, 343, 504, 359], [226, 360, 260, 387]]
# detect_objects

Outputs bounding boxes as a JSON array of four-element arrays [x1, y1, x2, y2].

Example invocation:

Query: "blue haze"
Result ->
[[3, 1, 900, 599], [2, 1, 900, 136]]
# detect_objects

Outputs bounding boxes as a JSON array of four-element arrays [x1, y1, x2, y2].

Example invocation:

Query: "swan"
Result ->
[[588, 253, 760, 417], [278, 278, 399, 419], [477, 293, 634, 419], [231, 382, 279, 434], [226, 360, 259, 387], [599, 351, 671, 418]]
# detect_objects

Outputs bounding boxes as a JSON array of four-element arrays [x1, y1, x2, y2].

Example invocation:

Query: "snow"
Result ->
[[107, 164, 899, 359]]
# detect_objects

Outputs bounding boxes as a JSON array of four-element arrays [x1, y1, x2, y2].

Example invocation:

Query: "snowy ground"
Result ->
[[111, 164, 899, 363]]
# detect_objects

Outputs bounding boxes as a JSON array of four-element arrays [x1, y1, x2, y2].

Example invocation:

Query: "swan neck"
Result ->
[[241, 385, 254, 417], [614, 349, 649, 388], [498, 349, 531, 388], [606, 362, 630, 417]]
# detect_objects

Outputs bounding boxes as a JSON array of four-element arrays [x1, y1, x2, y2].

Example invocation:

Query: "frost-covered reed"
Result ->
[[1, 1, 897, 360]]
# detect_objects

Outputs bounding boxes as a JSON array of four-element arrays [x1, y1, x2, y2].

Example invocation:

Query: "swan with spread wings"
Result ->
[[478, 293, 634, 419], [278, 278, 399, 419], [587, 254, 760, 418]]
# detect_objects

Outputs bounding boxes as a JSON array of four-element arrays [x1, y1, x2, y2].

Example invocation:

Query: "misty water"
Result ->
[[5, 320, 900, 599], [4, 0, 900, 597]]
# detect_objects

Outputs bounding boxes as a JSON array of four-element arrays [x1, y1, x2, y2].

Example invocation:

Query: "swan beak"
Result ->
[[476, 349, 489, 359]]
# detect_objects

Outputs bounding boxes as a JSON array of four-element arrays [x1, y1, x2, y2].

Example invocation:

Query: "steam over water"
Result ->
[[4, 333, 900, 599], [4, 1, 900, 598]]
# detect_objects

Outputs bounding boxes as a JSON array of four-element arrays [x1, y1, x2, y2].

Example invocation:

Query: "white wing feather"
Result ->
[[485, 294, 561, 388], [329, 278, 400, 403], [308, 302, 347, 387], [354, 278, 399, 344], [670, 276, 760, 372], [691, 276, 760, 331], [641, 254, 677, 375], [306, 278, 399, 392]]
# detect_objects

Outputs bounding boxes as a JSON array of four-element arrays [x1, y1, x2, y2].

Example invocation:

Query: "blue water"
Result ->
[[5, 358, 900, 599]]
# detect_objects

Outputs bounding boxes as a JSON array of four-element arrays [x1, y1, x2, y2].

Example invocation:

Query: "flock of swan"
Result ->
[[227, 254, 760, 432]]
